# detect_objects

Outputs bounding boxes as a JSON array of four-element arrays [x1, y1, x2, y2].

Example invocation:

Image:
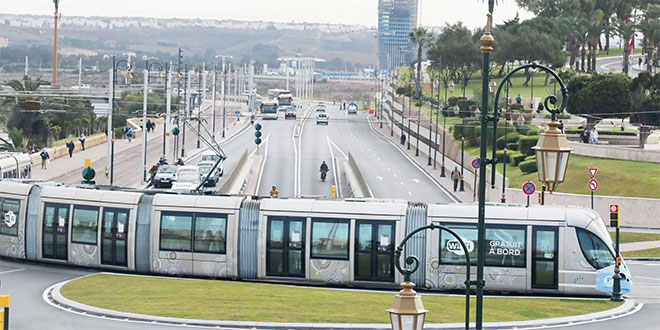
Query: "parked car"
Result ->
[[316, 112, 329, 125], [197, 161, 221, 187], [285, 107, 297, 119], [170, 166, 202, 193], [152, 165, 177, 188]]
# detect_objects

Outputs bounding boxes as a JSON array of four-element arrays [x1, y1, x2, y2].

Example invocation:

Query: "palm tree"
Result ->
[[408, 27, 433, 101], [612, 18, 637, 75], [0, 127, 29, 152], [4, 76, 42, 138], [586, 20, 606, 72], [574, 25, 589, 72], [636, 19, 660, 73]]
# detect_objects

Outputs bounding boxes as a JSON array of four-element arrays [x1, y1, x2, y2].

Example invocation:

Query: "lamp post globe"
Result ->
[[448, 81, 455, 93], [532, 120, 571, 192], [387, 282, 428, 330], [489, 80, 497, 93]]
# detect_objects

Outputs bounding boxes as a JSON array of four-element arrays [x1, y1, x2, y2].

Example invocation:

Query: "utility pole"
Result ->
[[175, 48, 183, 159], [77, 57, 82, 86], [52, 0, 60, 85], [141, 66, 148, 184], [182, 66, 190, 158], [211, 66, 217, 138], [165, 61, 172, 161], [106, 65, 113, 185], [25, 56, 28, 76]]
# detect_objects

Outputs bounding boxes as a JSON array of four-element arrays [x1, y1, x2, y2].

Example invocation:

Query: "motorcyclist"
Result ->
[[158, 156, 168, 165], [320, 161, 329, 181], [269, 186, 279, 197]]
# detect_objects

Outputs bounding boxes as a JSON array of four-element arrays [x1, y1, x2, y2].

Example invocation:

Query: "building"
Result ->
[[378, 0, 418, 71]]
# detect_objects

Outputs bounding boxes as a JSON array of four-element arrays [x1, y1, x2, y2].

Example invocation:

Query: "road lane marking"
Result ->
[[325, 135, 340, 197], [408, 192, 412, 196], [376, 176, 384, 181], [400, 182, 405, 186], [327, 137, 348, 160], [255, 135, 271, 195], [412, 179, 420, 183], [636, 276, 660, 281], [0, 268, 24, 275]]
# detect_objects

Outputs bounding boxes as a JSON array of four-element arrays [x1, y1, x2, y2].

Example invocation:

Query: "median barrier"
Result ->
[[218, 150, 248, 195], [345, 152, 373, 198]]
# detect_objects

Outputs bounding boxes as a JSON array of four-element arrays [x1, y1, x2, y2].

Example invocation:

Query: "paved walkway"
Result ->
[[32, 101, 248, 185], [620, 240, 660, 252]]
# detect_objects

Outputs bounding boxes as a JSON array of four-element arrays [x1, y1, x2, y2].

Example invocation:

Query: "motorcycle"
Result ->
[[320, 169, 328, 182]]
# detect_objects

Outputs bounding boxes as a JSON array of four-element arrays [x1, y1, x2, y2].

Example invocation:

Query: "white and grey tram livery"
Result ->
[[0, 181, 631, 296]]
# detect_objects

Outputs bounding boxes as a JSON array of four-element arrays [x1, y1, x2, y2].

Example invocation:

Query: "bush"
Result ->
[[448, 96, 458, 107], [519, 159, 538, 173], [506, 143, 519, 151], [496, 132, 520, 149], [453, 119, 479, 145], [518, 125, 540, 136], [525, 155, 536, 161], [564, 128, 637, 136], [519, 136, 539, 156], [509, 152, 527, 166], [544, 113, 571, 120], [495, 150, 509, 163]]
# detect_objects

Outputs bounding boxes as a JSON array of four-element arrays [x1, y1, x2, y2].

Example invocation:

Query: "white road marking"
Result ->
[[393, 173, 397, 177], [408, 192, 412, 196], [400, 182, 405, 186], [376, 176, 384, 181], [636, 276, 660, 281], [326, 135, 340, 197], [327, 137, 348, 160], [0, 268, 24, 275], [412, 179, 420, 183], [255, 136, 271, 194]]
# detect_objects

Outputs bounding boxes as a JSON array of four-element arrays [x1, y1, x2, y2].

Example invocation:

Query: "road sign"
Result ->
[[471, 158, 480, 169], [522, 181, 536, 195], [589, 178, 598, 191], [589, 168, 598, 178], [234, 110, 241, 115]]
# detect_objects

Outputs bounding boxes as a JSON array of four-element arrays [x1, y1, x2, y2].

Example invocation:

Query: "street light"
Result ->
[[107, 55, 132, 185], [533, 120, 571, 192], [448, 81, 455, 93], [488, 80, 497, 93]]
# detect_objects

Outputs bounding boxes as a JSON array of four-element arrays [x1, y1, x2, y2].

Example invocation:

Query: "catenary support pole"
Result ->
[[165, 63, 172, 161], [141, 68, 148, 184], [106, 66, 113, 185]]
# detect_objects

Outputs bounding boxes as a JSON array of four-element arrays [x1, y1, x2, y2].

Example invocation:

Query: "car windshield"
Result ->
[[576, 228, 615, 269], [157, 165, 177, 174], [198, 166, 213, 174], [318, 114, 327, 118]]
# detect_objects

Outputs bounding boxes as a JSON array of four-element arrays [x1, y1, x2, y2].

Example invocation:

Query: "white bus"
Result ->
[[277, 93, 293, 110], [260, 100, 279, 120], [267, 89, 290, 100]]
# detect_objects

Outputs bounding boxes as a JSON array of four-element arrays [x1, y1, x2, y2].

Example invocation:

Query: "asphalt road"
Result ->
[[596, 54, 646, 77]]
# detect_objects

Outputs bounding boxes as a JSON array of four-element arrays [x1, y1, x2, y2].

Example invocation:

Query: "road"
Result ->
[[596, 54, 647, 77]]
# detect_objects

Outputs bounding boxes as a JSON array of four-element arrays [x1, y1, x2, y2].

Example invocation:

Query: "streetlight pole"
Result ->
[[441, 114, 446, 177], [52, 0, 60, 85], [181, 65, 190, 158], [164, 61, 171, 162], [197, 64, 204, 149], [108, 56, 131, 185], [141, 63, 148, 184], [434, 75, 440, 170], [460, 136, 465, 192], [407, 88, 411, 150]]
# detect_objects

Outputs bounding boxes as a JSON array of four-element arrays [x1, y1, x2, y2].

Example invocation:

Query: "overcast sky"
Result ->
[[2, 0, 532, 30]]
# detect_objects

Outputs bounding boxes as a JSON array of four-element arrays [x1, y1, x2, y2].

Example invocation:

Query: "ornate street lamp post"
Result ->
[[107, 56, 132, 185], [388, 223, 473, 330]]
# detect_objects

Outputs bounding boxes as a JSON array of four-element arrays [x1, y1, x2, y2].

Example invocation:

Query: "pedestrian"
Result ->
[[639, 57, 643, 68], [589, 127, 598, 144], [581, 129, 590, 143], [151, 120, 156, 132], [66, 141, 75, 158], [515, 94, 522, 104], [558, 120, 564, 133], [400, 132, 406, 145], [451, 166, 462, 192], [123, 126, 128, 139], [127, 127, 134, 142], [146, 120, 152, 133], [536, 102, 544, 114], [40, 148, 50, 169], [79, 134, 85, 150]]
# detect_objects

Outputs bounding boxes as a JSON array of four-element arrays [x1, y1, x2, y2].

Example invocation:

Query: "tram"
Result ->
[[0, 180, 630, 296], [0, 152, 32, 180]]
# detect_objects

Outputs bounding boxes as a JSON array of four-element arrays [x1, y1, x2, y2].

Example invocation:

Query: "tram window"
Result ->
[[193, 214, 227, 254], [311, 219, 350, 259], [0, 198, 20, 236], [485, 226, 526, 267], [71, 206, 99, 244], [160, 212, 193, 252], [439, 224, 477, 265], [576, 228, 615, 269]]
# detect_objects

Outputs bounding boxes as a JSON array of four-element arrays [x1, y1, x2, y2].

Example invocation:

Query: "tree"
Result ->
[[567, 73, 632, 128], [612, 18, 637, 75], [4, 76, 42, 140], [0, 127, 29, 152], [515, 0, 581, 17], [636, 18, 660, 72], [586, 20, 606, 72], [630, 71, 660, 148], [408, 27, 433, 100]]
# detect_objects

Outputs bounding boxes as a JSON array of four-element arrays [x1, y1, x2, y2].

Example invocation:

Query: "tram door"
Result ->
[[266, 217, 305, 277], [101, 208, 129, 267], [532, 227, 559, 289], [355, 221, 395, 282], [42, 203, 69, 260]]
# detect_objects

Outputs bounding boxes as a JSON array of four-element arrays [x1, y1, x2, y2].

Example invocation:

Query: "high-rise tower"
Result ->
[[378, 0, 419, 71]]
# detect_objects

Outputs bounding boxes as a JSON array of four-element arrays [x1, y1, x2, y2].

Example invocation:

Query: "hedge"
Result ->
[[519, 159, 538, 173], [506, 142, 519, 151], [496, 132, 520, 149], [525, 155, 536, 161], [519, 136, 540, 156], [495, 150, 509, 163], [509, 152, 526, 166], [518, 125, 541, 136], [544, 113, 571, 120]]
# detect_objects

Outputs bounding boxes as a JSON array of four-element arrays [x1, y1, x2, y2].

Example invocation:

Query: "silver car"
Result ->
[[316, 112, 329, 125], [152, 165, 177, 188], [198, 161, 221, 187]]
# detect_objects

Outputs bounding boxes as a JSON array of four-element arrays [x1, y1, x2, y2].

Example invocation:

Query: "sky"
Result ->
[[2, 0, 533, 30]]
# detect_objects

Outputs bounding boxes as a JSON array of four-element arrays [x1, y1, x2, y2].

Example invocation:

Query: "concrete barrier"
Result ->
[[568, 141, 660, 163], [346, 152, 373, 198], [218, 150, 249, 195]]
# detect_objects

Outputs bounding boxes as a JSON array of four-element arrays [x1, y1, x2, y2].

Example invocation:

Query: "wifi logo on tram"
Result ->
[[446, 238, 475, 255]]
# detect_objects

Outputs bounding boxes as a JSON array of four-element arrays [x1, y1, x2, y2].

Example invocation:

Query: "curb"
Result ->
[[46, 275, 641, 330], [627, 257, 660, 261]]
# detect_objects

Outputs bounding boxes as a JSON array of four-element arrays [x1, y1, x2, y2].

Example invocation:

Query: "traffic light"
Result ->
[[254, 123, 262, 145], [609, 204, 619, 228], [172, 127, 180, 136], [616, 257, 622, 267]]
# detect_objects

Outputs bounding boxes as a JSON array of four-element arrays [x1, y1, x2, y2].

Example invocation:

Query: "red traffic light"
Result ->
[[610, 204, 619, 213], [616, 257, 622, 266]]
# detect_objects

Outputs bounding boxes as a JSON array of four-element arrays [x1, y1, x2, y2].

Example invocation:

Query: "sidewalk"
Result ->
[[620, 240, 660, 252], [32, 101, 249, 185]]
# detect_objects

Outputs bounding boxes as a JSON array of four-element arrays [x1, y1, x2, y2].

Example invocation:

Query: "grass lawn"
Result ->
[[61, 274, 621, 324], [622, 247, 660, 258], [596, 48, 641, 58], [609, 232, 660, 244], [463, 145, 660, 199]]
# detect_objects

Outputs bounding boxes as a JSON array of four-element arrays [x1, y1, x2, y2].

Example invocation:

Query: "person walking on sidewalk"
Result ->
[[66, 141, 75, 158], [40, 148, 50, 169], [451, 166, 462, 192], [400, 132, 406, 145], [589, 127, 598, 144], [127, 128, 134, 142], [79, 134, 86, 150]]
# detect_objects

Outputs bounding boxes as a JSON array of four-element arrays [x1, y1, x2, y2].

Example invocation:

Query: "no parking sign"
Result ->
[[522, 181, 536, 195]]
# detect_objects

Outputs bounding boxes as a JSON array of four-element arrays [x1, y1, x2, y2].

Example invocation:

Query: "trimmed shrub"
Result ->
[[453, 120, 480, 146], [519, 136, 540, 156], [524, 155, 536, 161], [506, 142, 519, 151], [510, 152, 527, 166], [519, 159, 538, 173], [496, 132, 520, 149], [448, 96, 458, 106], [544, 113, 571, 120], [518, 124, 541, 136], [564, 128, 637, 136], [495, 150, 509, 163]]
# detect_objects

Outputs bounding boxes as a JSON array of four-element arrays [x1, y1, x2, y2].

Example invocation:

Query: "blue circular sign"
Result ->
[[522, 181, 536, 195], [471, 158, 480, 169]]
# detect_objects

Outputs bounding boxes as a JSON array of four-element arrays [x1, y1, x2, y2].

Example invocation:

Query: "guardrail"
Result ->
[[218, 149, 248, 194]]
